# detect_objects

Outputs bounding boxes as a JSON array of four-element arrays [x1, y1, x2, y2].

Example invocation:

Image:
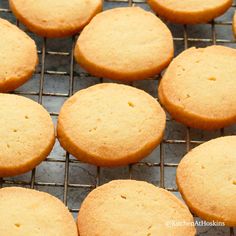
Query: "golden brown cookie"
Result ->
[[0, 187, 78, 235], [57, 83, 166, 166], [177, 136, 236, 226], [0, 18, 38, 92], [148, 0, 232, 24], [159, 45, 236, 130], [74, 7, 174, 81], [9, 0, 103, 38], [0, 94, 55, 177], [78, 180, 196, 236]]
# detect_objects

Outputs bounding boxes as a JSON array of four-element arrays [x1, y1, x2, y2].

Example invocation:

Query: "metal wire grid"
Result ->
[[0, 0, 235, 235]]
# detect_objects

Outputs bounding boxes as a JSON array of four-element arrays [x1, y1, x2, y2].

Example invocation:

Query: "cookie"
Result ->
[[9, 0, 103, 38], [0, 18, 38, 92], [0, 94, 55, 177], [78, 180, 196, 236], [233, 12, 236, 37], [0, 187, 78, 235], [57, 83, 166, 166], [159, 45, 236, 130], [74, 7, 174, 81], [177, 136, 236, 226], [148, 0, 232, 24]]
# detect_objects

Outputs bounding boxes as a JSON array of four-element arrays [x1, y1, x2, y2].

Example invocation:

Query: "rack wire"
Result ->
[[0, 0, 235, 235]]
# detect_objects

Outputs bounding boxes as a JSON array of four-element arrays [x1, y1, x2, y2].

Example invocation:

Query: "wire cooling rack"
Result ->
[[0, 0, 235, 235]]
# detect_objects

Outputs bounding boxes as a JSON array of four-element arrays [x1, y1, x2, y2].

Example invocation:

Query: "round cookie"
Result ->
[[0, 18, 38, 92], [0, 187, 78, 235], [177, 136, 236, 226], [57, 83, 166, 166], [159, 45, 236, 130], [74, 7, 174, 81], [78, 180, 196, 236], [148, 0, 232, 24], [0, 94, 55, 177], [9, 0, 103, 38]]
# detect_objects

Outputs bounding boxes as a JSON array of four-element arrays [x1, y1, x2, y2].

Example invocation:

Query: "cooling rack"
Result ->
[[0, 0, 235, 235]]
